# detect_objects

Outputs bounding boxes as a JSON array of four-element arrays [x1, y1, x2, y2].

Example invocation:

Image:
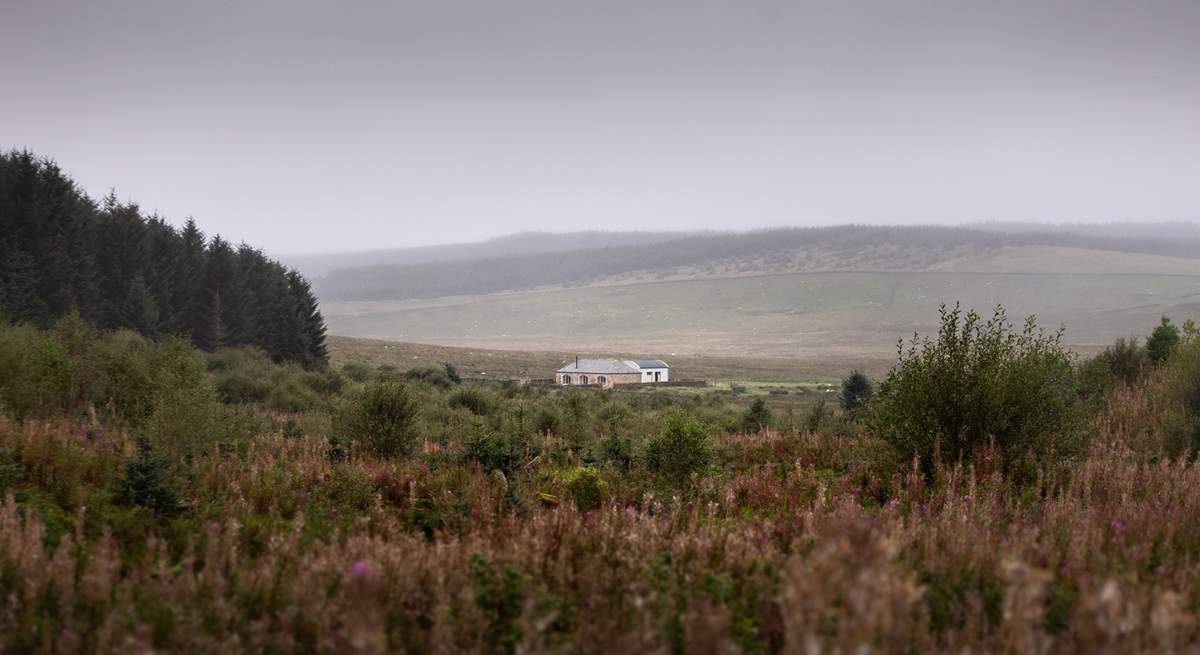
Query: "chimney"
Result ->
[[575, 355, 579, 367]]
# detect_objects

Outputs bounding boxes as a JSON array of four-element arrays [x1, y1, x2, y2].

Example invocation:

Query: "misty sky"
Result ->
[[3, 0, 1199, 254]]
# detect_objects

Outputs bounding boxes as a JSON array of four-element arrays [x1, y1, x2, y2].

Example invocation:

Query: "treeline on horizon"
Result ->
[[0, 150, 327, 367], [315, 223, 1200, 302]]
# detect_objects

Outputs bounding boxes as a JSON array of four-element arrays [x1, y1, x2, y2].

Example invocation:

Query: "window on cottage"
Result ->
[[562, 375, 571, 385], [598, 376, 606, 384], [581, 375, 589, 385]]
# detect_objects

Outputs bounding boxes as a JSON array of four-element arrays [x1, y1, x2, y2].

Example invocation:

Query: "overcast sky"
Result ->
[[3, 0, 1199, 254]]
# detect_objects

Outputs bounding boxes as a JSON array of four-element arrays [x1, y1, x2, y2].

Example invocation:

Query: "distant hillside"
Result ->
[[313, 224, 1200, 302], [966, 221, 1200, 241], [284, 230, 703, 277]]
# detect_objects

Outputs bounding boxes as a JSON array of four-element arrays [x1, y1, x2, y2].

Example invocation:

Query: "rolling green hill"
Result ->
[[312, 224, 1200, 302], [321, 268, 1200, 357]]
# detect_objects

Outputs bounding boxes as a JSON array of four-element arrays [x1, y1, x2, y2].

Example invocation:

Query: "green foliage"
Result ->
[[839, 370, 874, 415], [334, 382, 420, 458], [464, 430, 532, 475], [740, 398, 773, 433], [116, 440, 181, 515], [597, 434, 634, 471], [867, 304, 1079, 475], [0, 150, 327, 365], [1078, 337, 1147, 399], [1147, 316, 1181, 365], [443, 362, 463, 384], [565, 467, 607, 512], [1043, 574, 1079, 634], [341, 361, 372, 383], [922, 567, 1004, 634], [404, 365, 456, 390], [469, 554, 527, 655], [448, 385, 497, 416], [0, 323, 75, 419], [644, 411, 713, 483]]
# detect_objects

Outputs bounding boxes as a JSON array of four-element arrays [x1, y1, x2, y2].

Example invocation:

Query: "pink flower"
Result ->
[[352, 560, 371, 578]]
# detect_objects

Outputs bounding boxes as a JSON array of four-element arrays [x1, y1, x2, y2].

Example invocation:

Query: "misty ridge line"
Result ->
[[308, 223, 1200, 303]]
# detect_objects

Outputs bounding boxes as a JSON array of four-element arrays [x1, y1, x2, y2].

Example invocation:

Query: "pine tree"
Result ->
[[123, 275, 161, 335], [0, 242, 46, 323], [0, 149, 327, 366], [288, 269, 328, 367], [176, 217, 208, 340]]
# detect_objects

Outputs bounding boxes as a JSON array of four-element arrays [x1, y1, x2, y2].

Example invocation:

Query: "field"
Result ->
[[322, 268, 1200, 358], [327, 336, 891, 383]]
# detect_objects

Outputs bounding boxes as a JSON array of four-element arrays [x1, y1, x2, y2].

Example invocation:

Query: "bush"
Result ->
[[215, 370, 271, 404], [334, 382, 421, 458], [741, 398, 773, 432], [1078, 337, 1147, 399], [644, 411, 712, 482], [448, 385, 496, 416], [404, 365, 456, 390], [116, 440, 182, 515], [867, 304, 1079, 476], [839, 371, 874, 415], [464, 429, 533, 475], [597, 434, 634, 471], [1147, 316, 1181, 365], [0, 323, 74, 419], [565, 467, 607, 511], [266, 376, 324, 413], [341, 361, 372, 383]]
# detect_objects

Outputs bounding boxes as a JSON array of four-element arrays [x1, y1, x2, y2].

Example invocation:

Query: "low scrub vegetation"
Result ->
[[1, 307, 1200, 652]]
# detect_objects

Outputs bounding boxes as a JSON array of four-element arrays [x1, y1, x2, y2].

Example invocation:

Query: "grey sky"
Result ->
[[3, 0, 1198, 254]]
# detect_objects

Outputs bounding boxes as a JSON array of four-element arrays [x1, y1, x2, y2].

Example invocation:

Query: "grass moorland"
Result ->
[[3, 307, 1200, 652], [321, 268, 1200, 357], [326, 335, 893, 383]]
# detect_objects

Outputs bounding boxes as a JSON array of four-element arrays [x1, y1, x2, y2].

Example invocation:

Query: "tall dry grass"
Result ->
[[3, 374, 1200, 653]]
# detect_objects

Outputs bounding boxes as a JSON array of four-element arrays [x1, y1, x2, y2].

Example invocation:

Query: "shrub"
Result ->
[[644, 411, 712, 482], [597, 434, 634, 471], [448, 385, 496, 416], [443, 362, 463, 384], [839, 371, 874, 415], [469, 554, 527, 655], [1147, 316, 1181, 365], [464, 430, 531, 475], [0, 323, 74, 419], [565, 467, 607, 512], [145, 384, 224, 458], [215, 370, 271, 404], [341, 361, 372, 383], [867, 304, 1079, 476], [532, 404, 563, 435], [1078, 337, 1147, 399], [266, 376, 324, 413], [334, 382, 421, 458], [404, 365, 455, 390], [116, 440, 181, 515], [741, 398, 773, 432]]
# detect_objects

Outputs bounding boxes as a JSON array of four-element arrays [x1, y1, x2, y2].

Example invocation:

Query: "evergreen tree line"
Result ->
[[0, 150, 327, 367]]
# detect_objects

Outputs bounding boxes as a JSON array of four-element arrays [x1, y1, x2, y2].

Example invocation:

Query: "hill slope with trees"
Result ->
[[0, 150, 327, 366]]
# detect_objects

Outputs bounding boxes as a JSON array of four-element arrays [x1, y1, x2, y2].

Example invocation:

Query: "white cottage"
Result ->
[[556, 358, 671, 387]]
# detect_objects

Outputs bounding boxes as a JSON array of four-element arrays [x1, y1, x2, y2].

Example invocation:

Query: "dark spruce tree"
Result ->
[[0, 150, 328, 367]]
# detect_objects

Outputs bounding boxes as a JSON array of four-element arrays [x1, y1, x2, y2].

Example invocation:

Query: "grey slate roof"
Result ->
[[632, 360, 669, 369], [557, 359, 639, 374]]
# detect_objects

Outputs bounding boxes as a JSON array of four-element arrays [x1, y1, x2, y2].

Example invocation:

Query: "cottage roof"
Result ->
[[631, 359, 669, 369], [557, 358, 639, 374]]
